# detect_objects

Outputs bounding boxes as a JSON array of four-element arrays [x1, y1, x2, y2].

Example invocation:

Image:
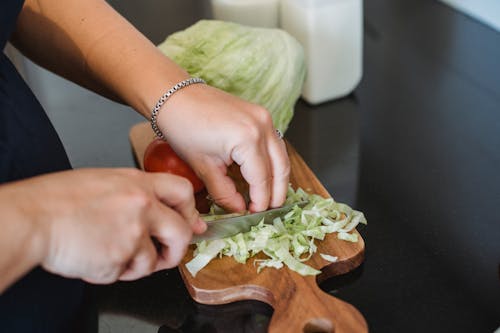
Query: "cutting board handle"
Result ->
[[267, 273, 367, 333]]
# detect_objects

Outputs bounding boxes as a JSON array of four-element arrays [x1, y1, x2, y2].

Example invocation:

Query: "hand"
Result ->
[[157, 84, 290, 213], [20, 168, 204, 284]]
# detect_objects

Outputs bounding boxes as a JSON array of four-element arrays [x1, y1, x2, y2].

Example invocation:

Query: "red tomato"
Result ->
[[143, 139, 205, 193]]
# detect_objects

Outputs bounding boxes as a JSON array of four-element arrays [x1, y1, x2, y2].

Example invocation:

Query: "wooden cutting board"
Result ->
[[129, 122, 367, 333]]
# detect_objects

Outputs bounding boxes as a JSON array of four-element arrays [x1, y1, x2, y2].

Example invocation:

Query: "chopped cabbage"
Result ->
[[185, 186, 367, 277], [158, 20, 306, 133], [320, 253, 339, 263]]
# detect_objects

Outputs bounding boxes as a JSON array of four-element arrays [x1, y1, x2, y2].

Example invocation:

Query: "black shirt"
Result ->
[[1, 0, 85, 331]]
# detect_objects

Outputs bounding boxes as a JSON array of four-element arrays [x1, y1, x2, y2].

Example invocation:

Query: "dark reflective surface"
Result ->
[[93, 270, 274, 333], [93, 0, 500, 332]]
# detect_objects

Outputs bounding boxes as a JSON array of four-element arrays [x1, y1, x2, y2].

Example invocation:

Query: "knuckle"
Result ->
[[107, 244, 131, 267], [126, 189, 153, 211], [240, 124, 262, 144], [170, 178, 194, 205], [239, 107, 273, 143], [128, 221, 147, 241], [253, 106, 273, 126], [119, 168, 144, 179], [177, 176, 194, 195]]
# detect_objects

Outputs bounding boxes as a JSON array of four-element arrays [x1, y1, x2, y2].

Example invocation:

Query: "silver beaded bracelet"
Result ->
[[150, 77, 206, 139]]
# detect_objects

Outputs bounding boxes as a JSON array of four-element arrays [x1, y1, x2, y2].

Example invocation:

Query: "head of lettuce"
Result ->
[[157, 20, 306, 134]]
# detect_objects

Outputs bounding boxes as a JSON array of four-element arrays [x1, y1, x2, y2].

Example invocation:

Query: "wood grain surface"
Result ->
[[129, 122, 367, 333]]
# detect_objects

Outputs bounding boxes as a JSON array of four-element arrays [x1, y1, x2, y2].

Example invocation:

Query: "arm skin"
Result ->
[[11, 0, 188, 116]]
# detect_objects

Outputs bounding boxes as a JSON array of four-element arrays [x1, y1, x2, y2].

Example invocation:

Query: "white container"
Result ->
[[280, 0, 363, 104], [210, 0, 280, 28]]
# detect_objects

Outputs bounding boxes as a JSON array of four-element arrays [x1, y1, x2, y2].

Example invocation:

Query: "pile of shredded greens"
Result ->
[[185, 187, 367, 277]]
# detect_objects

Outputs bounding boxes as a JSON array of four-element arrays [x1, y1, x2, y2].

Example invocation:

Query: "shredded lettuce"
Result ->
[[320, 253, 339, 263], [185, 239, 226, 277], [185, 186, 367, 277]]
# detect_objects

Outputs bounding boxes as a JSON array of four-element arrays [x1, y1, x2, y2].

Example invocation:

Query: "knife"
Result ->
[[191, 201, 308, 244]]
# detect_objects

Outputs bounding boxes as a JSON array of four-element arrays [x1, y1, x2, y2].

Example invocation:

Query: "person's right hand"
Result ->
[[13, 168, 204, 284]]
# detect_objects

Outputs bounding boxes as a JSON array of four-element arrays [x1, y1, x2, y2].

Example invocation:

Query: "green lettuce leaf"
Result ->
[[158, 20, 306, 133]]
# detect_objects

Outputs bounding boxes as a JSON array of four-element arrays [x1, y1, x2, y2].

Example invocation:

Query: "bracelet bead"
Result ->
[[150, 77, 205, 139]]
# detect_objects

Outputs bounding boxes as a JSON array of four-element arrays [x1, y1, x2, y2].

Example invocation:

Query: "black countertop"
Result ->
[[91, 0, 500, 332]]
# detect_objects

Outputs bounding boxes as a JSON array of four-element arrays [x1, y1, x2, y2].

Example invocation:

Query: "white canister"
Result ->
[[280, 0, 363, 104], [210, 0, 280, 28]]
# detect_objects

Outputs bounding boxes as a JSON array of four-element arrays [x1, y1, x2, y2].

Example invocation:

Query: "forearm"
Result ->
[[0, 182, 46, 293], [11, 0, 189, 117]]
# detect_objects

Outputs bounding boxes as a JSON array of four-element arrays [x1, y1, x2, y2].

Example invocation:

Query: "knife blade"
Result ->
[[191, 201, 308, 244]]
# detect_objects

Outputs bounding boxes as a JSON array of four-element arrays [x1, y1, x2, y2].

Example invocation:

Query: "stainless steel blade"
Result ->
[[191, 201, 308, 244]]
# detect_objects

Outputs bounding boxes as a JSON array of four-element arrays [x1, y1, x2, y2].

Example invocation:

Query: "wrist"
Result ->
[[0, 182, 48, 291], [150, 77, 206, 140], [134, 55, 192, 118], [9, 183, 49, 267]]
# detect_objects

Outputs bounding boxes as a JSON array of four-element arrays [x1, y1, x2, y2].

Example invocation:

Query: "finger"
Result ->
[[118, 237, 158, 281], [148, 173, 202, 231], [149, 205, 192, 270], [82, 265, 125, 285], [267, 134, 290, 208], [233, 142, 272, 212], [195, 158, 247, 212]]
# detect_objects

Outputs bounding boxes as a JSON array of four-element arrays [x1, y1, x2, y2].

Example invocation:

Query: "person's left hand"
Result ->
[[156, 83, 290, 213]]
